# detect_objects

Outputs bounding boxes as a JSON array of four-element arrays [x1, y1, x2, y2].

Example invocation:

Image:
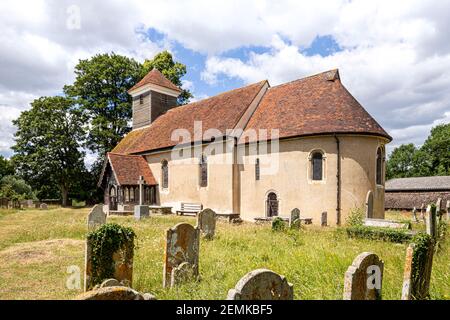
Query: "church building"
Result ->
[[98, 68, 391, 225]]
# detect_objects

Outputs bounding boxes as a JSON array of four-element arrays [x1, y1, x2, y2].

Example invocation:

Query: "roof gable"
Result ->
[[129, 68, 182, 93], [101, 153, 157, 186], [113, 80, 268, 154], [239, 70, 391, 144]]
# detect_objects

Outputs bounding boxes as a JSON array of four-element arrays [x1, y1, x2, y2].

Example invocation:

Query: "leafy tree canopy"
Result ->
[[142, 50, 192, 105], [386, 123, 450, 179], [0, 155, 14, 180], [0, 175, 34, 200], [64, 53, 142, 156], [12, 96, 86, 206]]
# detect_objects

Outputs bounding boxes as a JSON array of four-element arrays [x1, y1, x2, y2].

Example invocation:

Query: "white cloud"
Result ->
[[1, 0, 449, 158]]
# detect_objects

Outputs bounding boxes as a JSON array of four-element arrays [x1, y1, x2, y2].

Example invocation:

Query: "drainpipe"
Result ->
[[334, 134, 341, 226]]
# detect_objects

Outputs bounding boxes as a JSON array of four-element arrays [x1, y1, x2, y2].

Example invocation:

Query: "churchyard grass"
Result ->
[[0, 207, 448, 300]]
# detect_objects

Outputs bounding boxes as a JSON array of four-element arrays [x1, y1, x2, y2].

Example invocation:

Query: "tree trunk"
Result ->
[[61, 185, 69, 207]]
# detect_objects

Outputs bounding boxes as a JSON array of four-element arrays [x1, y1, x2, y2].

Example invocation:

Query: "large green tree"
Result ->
[[386, 123, 450, 179], [143, 50, 192, 105], [64, 53, 143, 156], [0, 155, 14, 180], [12, 96, 86, 206]]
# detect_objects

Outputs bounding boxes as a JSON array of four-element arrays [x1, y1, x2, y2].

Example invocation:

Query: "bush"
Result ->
[[272, 217, 286, 231], [87, 223, 135, 286], [346, 207, 364, 226], [346, 225, 412, 243], [0, 175, 35, 200]]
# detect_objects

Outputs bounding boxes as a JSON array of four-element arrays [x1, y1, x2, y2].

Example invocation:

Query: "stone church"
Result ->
[[98, 68, 391, 225]]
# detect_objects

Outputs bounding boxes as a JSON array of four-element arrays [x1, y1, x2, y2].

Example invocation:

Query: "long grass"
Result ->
[[0, 207, 448, 300]]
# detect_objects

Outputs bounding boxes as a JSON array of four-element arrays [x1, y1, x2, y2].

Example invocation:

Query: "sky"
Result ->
[[1, 0, 450, 161]]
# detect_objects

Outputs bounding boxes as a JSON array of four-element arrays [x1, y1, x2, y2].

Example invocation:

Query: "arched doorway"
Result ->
[[266, 192, 279, 217], [109, 186, 117, 211]]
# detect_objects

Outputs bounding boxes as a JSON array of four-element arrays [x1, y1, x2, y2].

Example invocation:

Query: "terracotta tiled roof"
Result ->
[[129, 68, 182, 93], [386, 176, 450, 191], [113, 80, 268, 154], [107, 153, 157, 185], [239, 69, 391, 144]]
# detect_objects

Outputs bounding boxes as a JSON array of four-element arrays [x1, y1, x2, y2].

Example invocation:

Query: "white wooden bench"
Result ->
[[176, 203, 203, 216]]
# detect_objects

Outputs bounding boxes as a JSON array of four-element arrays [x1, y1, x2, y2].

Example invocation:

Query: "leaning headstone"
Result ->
[[343, 252, 384, 300], [321, 212, 327, 227], [40, 203, 48, 210], [289, 208, 300, 229], [87, 204, 106, 231], [227, 269, 293, 300], [412, 207, 419, 223], [75, 286, 156, 300], [425, 205, 437, 239], [401, 237, 434, 300], [163, 223, 200, 288], [196, 208, 217, 239], [84, 227, 134, 291]]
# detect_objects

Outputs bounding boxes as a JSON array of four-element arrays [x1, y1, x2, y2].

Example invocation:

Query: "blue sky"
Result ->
[[1, 0, 449, 161]]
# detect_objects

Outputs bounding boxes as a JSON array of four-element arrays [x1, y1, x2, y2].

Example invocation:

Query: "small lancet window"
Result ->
[[162, 160, 169, 189], [255, 158, 260, 181], [312, 152, 323, 181], [199, 154, 208, 187]]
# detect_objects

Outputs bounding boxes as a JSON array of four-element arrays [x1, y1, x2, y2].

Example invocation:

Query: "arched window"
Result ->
[[376, 147, 383, 185], [255, 158, 260, 181], [312, 152, 323, 181], [199, 154, 208, 187], [266, 192, 279, 217], [161, 160, 169, 189]]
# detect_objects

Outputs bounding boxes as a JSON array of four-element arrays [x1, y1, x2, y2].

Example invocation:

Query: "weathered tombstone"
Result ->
[[425, 205, 437, 239], [321, 211, 327, 227], [227, 269, 293, 300], [75, 286, 156, 300], [343, 252, 384, 300], [163, 223, 200, 288], [412, 207, 418, 223], [365, 191, 374, 218], [196, 208, 217, 239], [87, 204, 106, 231], [84, 229, 134, 291], [289, 208, 300, 229], [40, 203, 48, 210], [134, 176, 149, 220], [401, 237, 434, 300]]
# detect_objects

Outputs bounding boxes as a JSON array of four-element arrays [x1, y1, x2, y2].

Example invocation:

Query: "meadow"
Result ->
[[0, 207, 448, 300]]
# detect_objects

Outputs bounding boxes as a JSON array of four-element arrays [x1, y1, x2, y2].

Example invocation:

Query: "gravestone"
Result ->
[[134, 176, 149, 220], [365, 191, 373, 218], [364, 218, 409, 229], [321, 211, 327, 227], [425, 205, 437, 239], [196, 208, 217, 239], [343, 252, 384, 300], [412, 207, 418, 223], [401, 239, 434, 300], [40, 203, 48, 210], [87, 204, 106, 231], [163, 223, 200, 288], [75, 286, 156, 300], [84, 232, 134, 291], [289, 208, 300, 229], [227, 269, 293, 300]]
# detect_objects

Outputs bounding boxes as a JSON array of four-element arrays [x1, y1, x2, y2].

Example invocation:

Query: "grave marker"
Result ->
[[87, 204, 106, 231], [227, 269, 293, 300], [343, 252, 384, 300], [197, 208, 217, 239]]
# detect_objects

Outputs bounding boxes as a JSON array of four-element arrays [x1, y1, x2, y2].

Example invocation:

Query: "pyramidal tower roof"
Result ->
[[129, 68, 182, 94]]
